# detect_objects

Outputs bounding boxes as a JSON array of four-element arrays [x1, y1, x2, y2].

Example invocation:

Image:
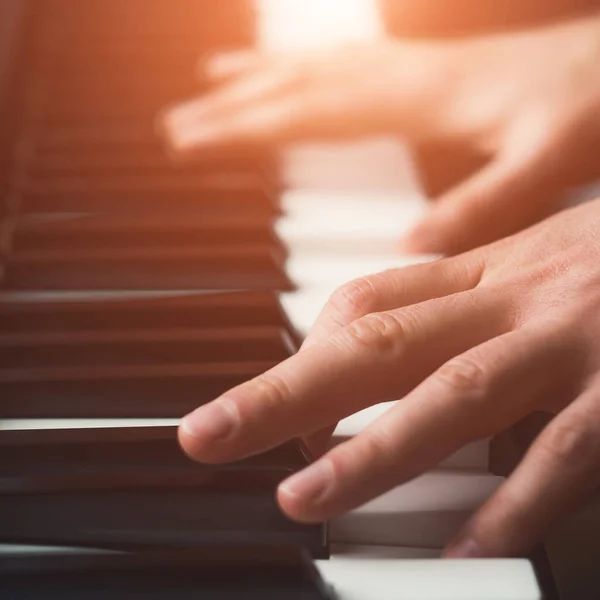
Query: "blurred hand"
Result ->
[[162, 14, 600, 254], [179, 197, 600, 558]]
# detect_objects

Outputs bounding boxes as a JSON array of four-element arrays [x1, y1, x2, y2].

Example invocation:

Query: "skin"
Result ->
[[179, 197, 600, 558], [161, 13, 600, 255], [160, 12, 600, 558]]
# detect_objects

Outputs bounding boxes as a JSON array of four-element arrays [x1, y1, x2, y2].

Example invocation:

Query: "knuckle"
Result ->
[[341, 311, 410, 356], [324, 449, 346, 481], [250, 371, 295, 410], [538, 419, 599, 466], [359, 426, 395, 464], [328, 277, 379, 324], [436, 356, 489, 398]]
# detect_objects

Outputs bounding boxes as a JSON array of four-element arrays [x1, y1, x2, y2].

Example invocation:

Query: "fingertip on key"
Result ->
[[178, 399, 240, 461], [277, 459, 335, 522]]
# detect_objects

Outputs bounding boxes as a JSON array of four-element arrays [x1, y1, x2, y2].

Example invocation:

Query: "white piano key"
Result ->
[[280, 188, 426, 220], [281, 251, 435, 335], [333, 403, 490, 471], [317, 548, 542, 600], [280, 138, 423, 193], [330, 471, 503, 548], [286, 253, 435, 290], [0, 418, 180, 431], [330, 543, 440, 560], [276, 190, 430, 254], [280, 289, 331, 337], [0, 545, 113, 556], [276, 214, 405, 248]]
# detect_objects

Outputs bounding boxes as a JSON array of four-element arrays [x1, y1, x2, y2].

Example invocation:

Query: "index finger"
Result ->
[[178, 290, 508, 464]]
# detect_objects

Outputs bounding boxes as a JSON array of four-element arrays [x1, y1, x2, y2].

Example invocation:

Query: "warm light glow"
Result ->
[[257, 0, 383, 52]]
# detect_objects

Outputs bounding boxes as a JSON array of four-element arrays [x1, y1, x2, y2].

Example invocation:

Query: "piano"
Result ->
[[0, 0, 574, 598]]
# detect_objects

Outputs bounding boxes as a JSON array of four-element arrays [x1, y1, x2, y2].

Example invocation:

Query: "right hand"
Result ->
[[178, 197, 600, 559]]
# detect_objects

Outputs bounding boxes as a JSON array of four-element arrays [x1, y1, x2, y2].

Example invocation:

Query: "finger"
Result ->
[[300, 256, 485, 457], [445, 380, 600, 558], [165, 91, 324, 152], [399, 152, 562, 256], [277, 324, 578, 522], [162, 66, 303, 151], [304, 255, 485, 349], [201, 50, 264, 81], [179, 289, 510, 464]]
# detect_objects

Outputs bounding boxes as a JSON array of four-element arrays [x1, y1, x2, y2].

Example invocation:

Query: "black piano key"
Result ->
[[0, 426, 310, 479], [38, 79, 200, 122], [1, 547, 333, 599], [31, 123, 173, 151], [29, 146, 275, 180], [0, 427, 308, 493], [10, 214, 280, 253], [0, 291, 293, 333], [0, 326, 293, 369], [16, 180, 278, 216], [0, 361, 277, 418], [3, 245, 292, 291], [27, 130, 279, 189], [0, 490, 325, 557]]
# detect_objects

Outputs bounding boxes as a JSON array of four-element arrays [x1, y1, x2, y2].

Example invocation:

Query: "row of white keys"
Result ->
[[317, 383, 539, 599], [263, 136, 541, 599], [276, 138, 436, 338]]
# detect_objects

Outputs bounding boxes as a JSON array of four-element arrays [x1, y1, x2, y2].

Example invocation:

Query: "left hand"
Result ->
[[159, 16, 600, 255], [178, 197, 600, 558]]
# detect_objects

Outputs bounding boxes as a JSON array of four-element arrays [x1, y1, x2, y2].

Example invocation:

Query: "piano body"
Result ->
[[0, 0, 584, 598]]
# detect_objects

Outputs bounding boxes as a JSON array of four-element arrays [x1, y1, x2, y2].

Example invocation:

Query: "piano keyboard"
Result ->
[[0, 1, 548, 598]]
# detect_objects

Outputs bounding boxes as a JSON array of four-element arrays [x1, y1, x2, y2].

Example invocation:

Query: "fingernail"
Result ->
[[169, 125, 224, 151], [206, 52, 252, 77], [279, 460, 334, 505], [167, 100, 211, 123], [180, 400, 238, 444], [444, 537, 484, 559]]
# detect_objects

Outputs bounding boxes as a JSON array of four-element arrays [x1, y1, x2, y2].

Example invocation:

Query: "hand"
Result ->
[[179, 198, 600, 558], [161, 15, 600, 255]]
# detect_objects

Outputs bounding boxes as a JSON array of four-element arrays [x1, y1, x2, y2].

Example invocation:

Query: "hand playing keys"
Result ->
[[162, 13, 600, 256], [179, 199, 600, 558]]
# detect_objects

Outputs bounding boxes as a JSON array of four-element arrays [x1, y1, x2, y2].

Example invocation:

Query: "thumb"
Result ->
[[399, 148, 562, 256]]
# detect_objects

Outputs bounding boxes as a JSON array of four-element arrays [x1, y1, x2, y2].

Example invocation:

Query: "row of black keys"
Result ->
[[0, 2, 333, 597], [1, 547, 332, 600], [0, 291, 299, 418]]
